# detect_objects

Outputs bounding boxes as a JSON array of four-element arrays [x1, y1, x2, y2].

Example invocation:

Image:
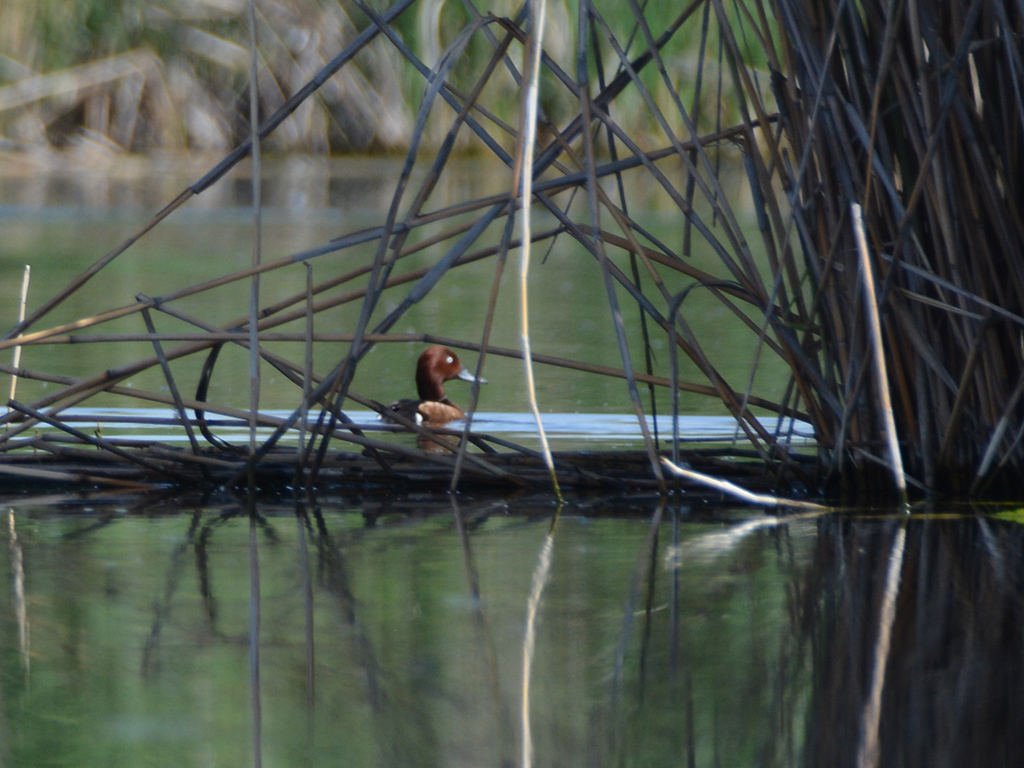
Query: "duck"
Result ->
[[385, 345, 486, 425]]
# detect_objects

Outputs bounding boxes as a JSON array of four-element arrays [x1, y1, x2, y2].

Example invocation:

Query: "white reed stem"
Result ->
[[661, 457, 829, 510], [518, 0, 560, 501], [8, 265, 30, 410], [852, 203, 907, 503]]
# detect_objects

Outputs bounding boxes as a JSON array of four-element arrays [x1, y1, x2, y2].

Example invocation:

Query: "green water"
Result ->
[[2, 499, 787, 767], [3, 497, 1024, 767], [0, 155, 789, 419]]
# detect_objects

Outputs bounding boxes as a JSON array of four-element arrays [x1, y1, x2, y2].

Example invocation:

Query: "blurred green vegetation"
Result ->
[[0, 0, 775, 154], [34, 0, 154, 69]]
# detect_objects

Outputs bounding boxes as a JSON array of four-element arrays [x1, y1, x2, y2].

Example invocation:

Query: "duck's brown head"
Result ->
[[415, 345, 485, 402]]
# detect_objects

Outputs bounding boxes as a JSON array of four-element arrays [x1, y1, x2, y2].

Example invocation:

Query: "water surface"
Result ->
[[0, 154, 789, 417], [24, 406, 812, 453], [4, 496, 1024, 767]]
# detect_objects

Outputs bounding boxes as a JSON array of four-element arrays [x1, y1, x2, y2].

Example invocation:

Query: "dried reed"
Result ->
[[1, 0, 1020, 501]]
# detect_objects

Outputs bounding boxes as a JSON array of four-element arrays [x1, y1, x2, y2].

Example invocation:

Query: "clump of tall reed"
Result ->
[[766, 0, 1024, 496]]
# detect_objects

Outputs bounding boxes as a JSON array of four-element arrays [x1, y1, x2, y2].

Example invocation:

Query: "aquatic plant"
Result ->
[[0, 0, 1020, 503]]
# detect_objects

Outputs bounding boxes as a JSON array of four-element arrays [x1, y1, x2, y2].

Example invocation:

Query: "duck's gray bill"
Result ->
[[457, 367, 487, 384]]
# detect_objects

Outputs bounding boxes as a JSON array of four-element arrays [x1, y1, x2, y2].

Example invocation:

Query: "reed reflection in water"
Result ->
[[2, 496, 1024, 767]]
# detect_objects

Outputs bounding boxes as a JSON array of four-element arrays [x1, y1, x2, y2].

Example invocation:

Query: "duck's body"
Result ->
[[385, 346, 485, 425], [386, 396, 466, 425]]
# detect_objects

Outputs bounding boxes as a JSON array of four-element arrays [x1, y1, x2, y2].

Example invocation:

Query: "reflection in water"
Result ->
[[520, 514, 557, 768], [802, 516, 1024, 768], [856, 524, 905, 768], [2, 497, 1024, 766], [7, 508, 29, 680], [248, 510, 263, 768]]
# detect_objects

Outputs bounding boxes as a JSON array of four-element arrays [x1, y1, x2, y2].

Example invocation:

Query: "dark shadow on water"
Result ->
[[802, 515, 1024, 768]]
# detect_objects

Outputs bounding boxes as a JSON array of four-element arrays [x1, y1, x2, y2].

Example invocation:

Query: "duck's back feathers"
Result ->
[[384, 398, 425, 426], [384, 397, 465, 425]]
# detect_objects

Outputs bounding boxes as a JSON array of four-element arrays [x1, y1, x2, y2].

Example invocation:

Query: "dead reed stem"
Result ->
[[853, 204, 907, 504], [247, 0, 263, 456], [517, 0, 561, 502], [140, 308, 205, 463], [6, 265, 29, 412], [662, 457, 829, 511]]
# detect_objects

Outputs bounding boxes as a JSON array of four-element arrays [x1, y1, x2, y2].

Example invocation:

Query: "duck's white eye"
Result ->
[[446, 356, 454, 364]]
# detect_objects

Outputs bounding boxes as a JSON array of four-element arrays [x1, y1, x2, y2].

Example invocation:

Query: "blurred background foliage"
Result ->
[[0, 0, 772, 155]]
